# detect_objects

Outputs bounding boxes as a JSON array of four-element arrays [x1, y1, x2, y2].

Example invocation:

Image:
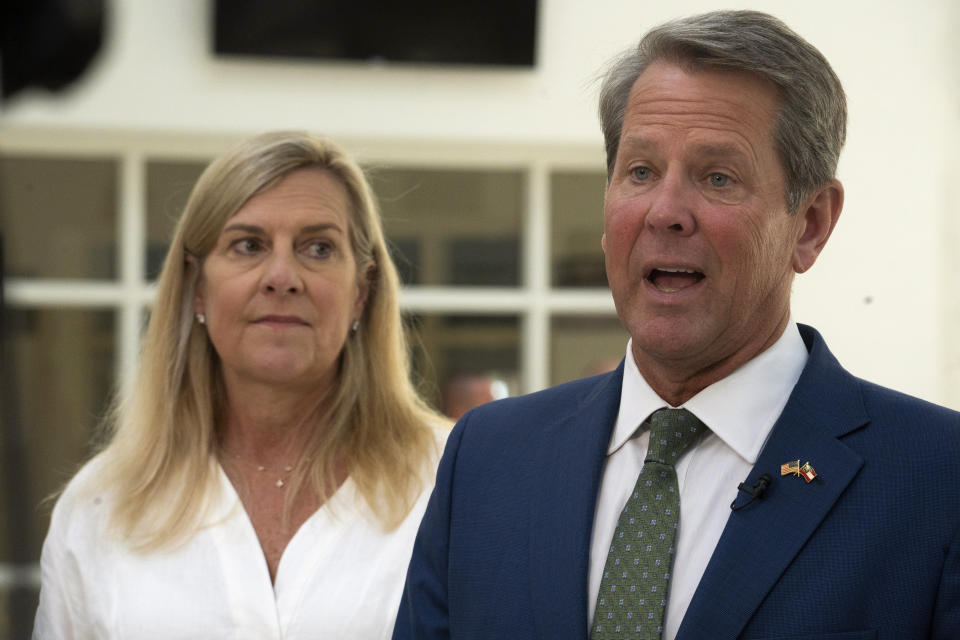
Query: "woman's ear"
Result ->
[[185, 252, 205, 316], [353, 261, 375, 320], [792, 179, 844, 274]]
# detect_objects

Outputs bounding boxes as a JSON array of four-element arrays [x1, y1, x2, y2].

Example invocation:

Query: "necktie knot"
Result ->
[[645, 408, 705, 465]]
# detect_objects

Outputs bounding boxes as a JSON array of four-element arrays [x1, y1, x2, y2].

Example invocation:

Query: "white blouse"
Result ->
[[33, 429, 446, 639]]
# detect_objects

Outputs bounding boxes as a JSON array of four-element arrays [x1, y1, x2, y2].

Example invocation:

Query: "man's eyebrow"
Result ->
[[690, 142, 752, 162], [618, 135, 655, 151], [619, 136, 752, 160]]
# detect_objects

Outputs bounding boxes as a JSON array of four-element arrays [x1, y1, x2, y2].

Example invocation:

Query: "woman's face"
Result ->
[[194, 167, 367, 394]]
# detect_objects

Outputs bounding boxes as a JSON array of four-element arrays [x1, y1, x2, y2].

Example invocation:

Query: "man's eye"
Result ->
[[631, 166, 651, 180], [709, 173, 730, 187]]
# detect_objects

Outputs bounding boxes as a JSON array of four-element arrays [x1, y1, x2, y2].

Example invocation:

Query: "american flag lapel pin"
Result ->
[[780, 460, 801, 477]]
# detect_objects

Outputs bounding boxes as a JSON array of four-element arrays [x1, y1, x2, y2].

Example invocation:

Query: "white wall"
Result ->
[[2, 0, 958, 407]]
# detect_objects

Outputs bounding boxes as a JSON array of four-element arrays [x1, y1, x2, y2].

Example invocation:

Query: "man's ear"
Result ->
[[792, 179, 843, 274]]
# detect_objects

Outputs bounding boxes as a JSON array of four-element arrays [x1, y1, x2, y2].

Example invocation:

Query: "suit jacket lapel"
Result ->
[[677, 326, 869, 639], [528, 365, 623, 638]]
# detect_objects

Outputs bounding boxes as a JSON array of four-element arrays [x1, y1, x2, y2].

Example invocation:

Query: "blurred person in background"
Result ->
[[33, 131, 449, 638], [441, 373, 499, 420]]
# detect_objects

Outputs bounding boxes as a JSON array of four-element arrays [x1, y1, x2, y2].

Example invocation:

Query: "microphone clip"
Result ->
[[730, 473, 772, 512]]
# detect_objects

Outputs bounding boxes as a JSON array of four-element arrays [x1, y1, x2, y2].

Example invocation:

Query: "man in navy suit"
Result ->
[[394, 10, 959, 640]]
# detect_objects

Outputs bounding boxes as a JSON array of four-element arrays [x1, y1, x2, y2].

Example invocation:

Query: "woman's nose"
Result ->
[[260, 250, 303, 294]]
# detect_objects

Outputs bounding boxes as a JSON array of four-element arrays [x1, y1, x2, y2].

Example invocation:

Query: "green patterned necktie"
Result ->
[[591, 408, 707, 640]]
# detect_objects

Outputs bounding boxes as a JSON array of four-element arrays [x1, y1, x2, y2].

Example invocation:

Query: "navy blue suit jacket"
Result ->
[[394, 325, 960, 639]]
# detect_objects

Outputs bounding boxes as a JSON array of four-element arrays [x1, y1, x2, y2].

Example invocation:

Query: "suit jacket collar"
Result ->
[[523, 324, 867, 638], [676, 324, 869, 639], [528, 363, 625, 637]]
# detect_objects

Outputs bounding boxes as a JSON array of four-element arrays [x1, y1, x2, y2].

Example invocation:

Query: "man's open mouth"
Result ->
[[647, 267, 705, 293]]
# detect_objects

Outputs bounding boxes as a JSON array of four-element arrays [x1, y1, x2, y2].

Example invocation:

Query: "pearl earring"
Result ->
[[350, 319, 360, 333], [196, 313, 206, 325]]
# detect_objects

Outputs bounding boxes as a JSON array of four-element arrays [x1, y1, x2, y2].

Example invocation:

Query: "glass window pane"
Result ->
[[372, 168, 524, 286], [551, 171, 607, 287], [550, 315, 627, 386], [146, 160, 208, 279], [405, 313, 519, 419], [0, 309, 115, 604], [0, 155, 118, 279]]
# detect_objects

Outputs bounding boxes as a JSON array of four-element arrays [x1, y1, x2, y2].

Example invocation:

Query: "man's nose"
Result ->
[[645, 173, 697, 236]]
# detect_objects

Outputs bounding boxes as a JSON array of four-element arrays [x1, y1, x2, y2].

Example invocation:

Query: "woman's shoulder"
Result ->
[[35, 457, 113, 640], [47, 455, 114, 543], [59, 453, 111, 500], [423, 420, 452, 465], [407, 420, 446, 484], [428, 420, 452, 445]]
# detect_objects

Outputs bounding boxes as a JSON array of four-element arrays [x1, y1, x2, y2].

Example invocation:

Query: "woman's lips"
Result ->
[[255, 315, 309, 326]]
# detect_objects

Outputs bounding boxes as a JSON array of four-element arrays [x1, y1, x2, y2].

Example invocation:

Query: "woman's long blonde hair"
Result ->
[[92, 131, 445, 549]]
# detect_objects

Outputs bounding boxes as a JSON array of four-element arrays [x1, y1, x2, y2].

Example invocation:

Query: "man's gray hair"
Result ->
[[599, 10, 846, 213]]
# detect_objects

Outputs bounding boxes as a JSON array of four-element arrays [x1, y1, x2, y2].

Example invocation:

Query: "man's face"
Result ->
[[603, 61, 809, 390]]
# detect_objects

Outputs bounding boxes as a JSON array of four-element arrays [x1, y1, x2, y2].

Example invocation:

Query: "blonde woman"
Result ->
[[34, 132, 449, 638]]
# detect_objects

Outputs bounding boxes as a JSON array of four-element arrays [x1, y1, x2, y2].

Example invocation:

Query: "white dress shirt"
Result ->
[[588, 322, 808, 640], [33, 427, 447, 640]]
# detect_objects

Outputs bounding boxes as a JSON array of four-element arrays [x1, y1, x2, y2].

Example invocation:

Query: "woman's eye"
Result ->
[[631, 166, 651, 181], [305, 241, 332, 258], [233, 238, 262, 254], [709, 173, 730, 187]]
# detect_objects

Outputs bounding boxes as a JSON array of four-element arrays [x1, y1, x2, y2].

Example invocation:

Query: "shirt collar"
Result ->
[[610, 321, 809, 464]]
